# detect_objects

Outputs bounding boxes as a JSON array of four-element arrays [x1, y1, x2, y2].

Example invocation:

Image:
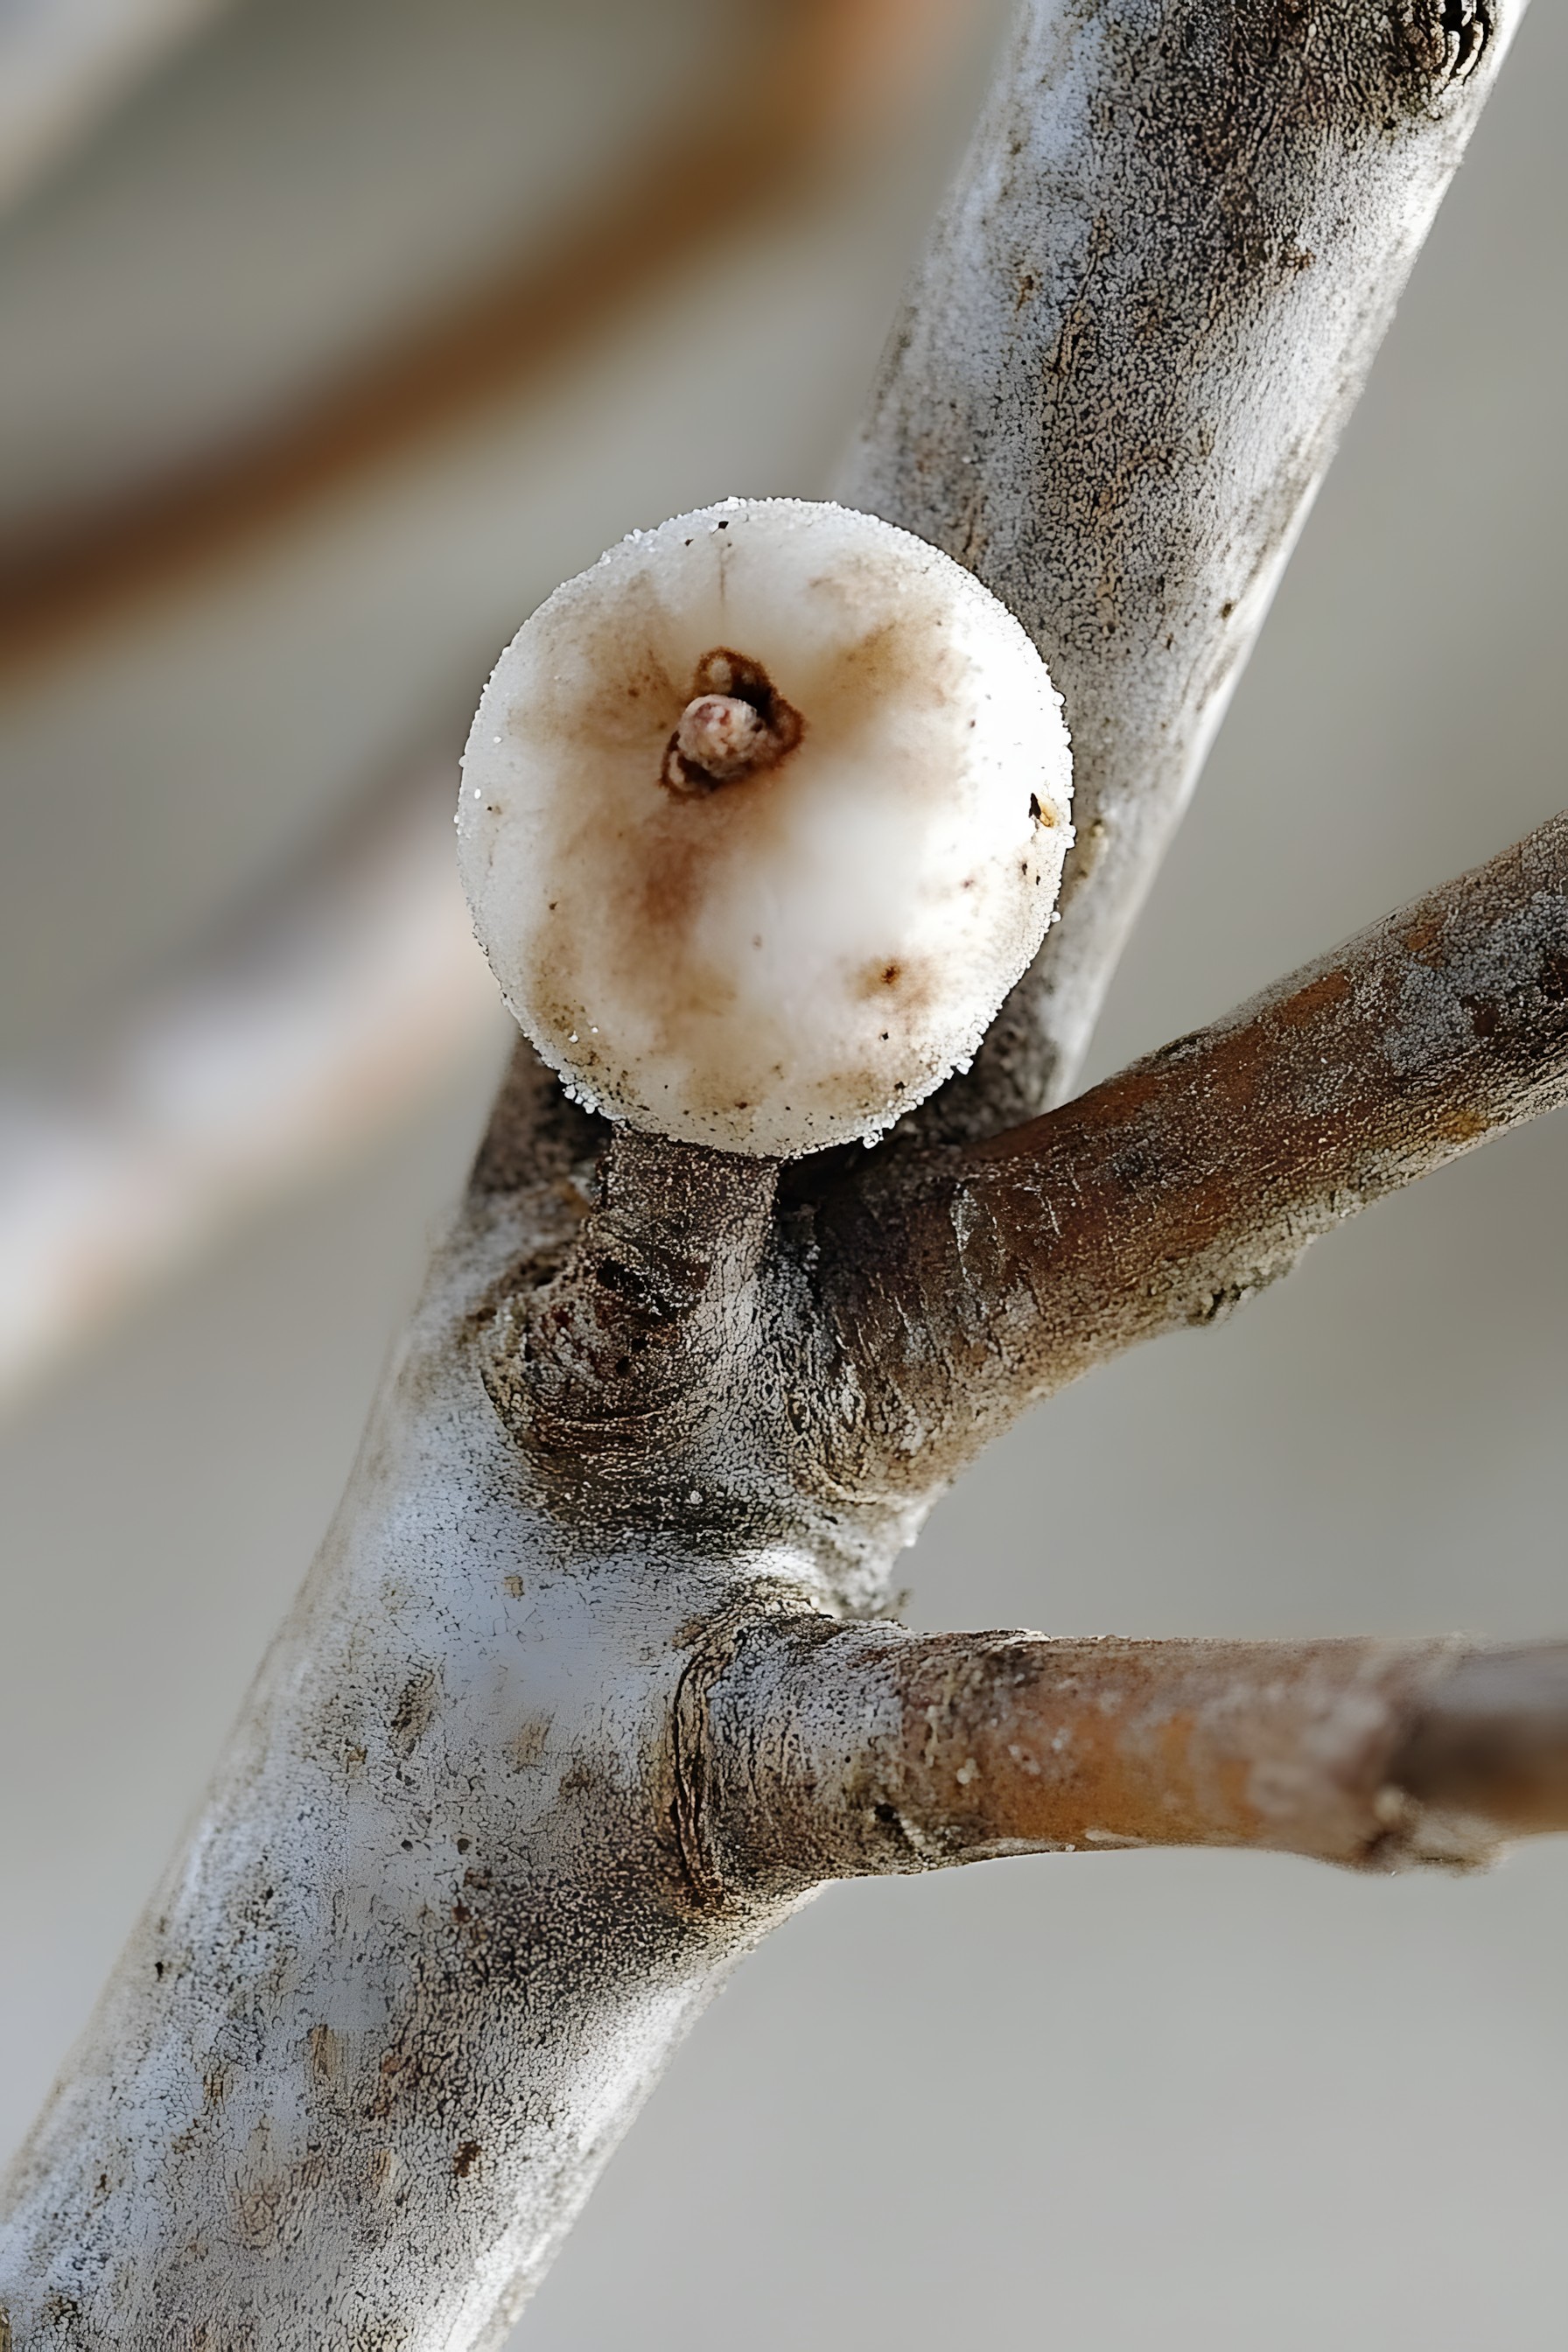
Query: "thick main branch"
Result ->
[[844, 0, 1525, 1137]]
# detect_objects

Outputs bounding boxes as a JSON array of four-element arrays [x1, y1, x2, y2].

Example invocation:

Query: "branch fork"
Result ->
[[612, 815, 1568, 1906]]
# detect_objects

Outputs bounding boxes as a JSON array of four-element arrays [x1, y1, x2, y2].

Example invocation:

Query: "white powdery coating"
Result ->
[[458, 497, 1072, 1154]]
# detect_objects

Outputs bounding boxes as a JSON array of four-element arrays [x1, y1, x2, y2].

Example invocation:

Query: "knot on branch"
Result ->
[[471, 1132, 899, 1586], [480, 1131, 779, 1449]]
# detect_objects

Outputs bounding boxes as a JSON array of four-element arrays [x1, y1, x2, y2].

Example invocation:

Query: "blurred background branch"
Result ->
[[0, 0, 240, 216], [0, 0, 989, 1404], [0, 751, 486, 1405], [0, 0, 962, 678]]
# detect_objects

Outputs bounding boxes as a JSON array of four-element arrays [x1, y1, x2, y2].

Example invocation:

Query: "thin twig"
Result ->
[[696, 1622, 1568, 1896], [816, 811, 1568, 1501]]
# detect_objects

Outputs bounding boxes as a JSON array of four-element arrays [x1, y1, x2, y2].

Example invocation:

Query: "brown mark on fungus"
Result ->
[[458, 498, 1073, 1154]]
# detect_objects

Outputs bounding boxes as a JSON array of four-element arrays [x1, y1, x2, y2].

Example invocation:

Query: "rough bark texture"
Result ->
[[0, 4, 1556, 2348], [844, 0, 1519, 1136], [814, 812, 1568, 1500], [0, 1082, 816, 2351], [6, 845, 1566, 2352], [696, 1626, 1568, 1891]]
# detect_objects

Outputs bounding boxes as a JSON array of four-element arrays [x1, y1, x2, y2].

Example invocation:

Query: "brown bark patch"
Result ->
[[389, 1669, 440, 1760], [1275, 966, 1353, 1026], [308, 2025, 344, 2083]]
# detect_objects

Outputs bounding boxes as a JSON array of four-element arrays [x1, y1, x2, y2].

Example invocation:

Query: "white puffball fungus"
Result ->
[[458, 497, 1072, 1156]]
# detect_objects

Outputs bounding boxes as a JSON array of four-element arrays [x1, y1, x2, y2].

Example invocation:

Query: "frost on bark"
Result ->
[[843, 0, 1509, 1131], [2, 4, 1564, 2349]]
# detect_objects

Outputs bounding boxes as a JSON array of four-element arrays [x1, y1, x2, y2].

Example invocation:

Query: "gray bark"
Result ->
[[844, 0, 1514, 1135]]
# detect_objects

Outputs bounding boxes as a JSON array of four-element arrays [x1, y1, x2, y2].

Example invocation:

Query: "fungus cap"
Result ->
[[458, 497, 1072, 1155]]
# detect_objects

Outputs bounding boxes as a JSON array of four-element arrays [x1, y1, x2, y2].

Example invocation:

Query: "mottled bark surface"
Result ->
[[8, 802, 1565, 2349], [0, 1125, 814, 2351], [697, 1626, 1568, 1888], [845, 0, 1520, 1134]]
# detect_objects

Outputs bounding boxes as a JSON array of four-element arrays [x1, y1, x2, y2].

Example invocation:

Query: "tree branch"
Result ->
[[843, 0, 1526, 1138], [0, 754, 495, 1409], [696, 1622, 1568, 1896], [0, 0, 969, 682], [0, 0, 236, 216], [817, 812, 1568, 1502], [1, 5, 1554, 2343]]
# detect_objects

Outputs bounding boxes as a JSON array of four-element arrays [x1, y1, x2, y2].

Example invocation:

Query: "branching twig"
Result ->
[[817, 811, 1568, 1502], [0, 6, 1555, 2345]]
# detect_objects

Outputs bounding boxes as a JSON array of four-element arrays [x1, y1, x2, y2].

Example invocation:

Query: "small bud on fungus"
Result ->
[[672, 693, 766, 784], [458, 497, 1072, 1155]]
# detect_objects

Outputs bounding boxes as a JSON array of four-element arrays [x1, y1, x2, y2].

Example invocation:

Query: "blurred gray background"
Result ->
[[0, 3, 1564, 2346]]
